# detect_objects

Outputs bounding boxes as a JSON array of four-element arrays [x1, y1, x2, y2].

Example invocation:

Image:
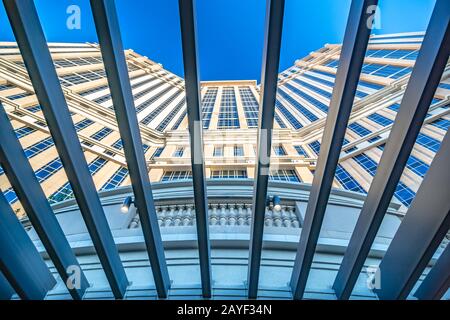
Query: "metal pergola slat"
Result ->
[[290, 0, 378, 300], [247, 0, 285, 299], [375, 130, 450, 300], [178, 0, 212, 298], [90, 0, 170, 299], [0, 103, 89, 300], [3, 0, 128, 299], [0, 272, 15, 300], [333, 0, 450, 300], [0, 192, 56, 300], [414, 243, 450, 300]]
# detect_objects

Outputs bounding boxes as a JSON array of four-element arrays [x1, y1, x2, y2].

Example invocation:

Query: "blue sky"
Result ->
[[0, 0, 436, 82]]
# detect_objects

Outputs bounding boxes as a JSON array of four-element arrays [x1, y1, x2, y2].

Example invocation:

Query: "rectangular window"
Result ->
[[100, 167, 129, 191], [15, 126, 36, 139], [239, 87, 259, 127], [213, 146, 223, 157], [394, 182, 416, 207], [273, 145, 286, 156], [151, 147, 165, 159], [234, 145, 244, 157], [368, 113, 394, 127], [217, 87, 240, 129], [202, 87, 218, 129], [161, 171, 192, 181], [348, 122, 372, 138], [210, 170, 248, 179], [308, 140, 321, 155], [90, 127, 113, 140], [173, 147, 184, 157], [269, 169, 301, 182], [294, 145, 309, 157], [335, 164, 366, 194]]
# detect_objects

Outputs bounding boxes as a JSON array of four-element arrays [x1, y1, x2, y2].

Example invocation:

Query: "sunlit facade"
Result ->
[[1, 32, 448, 216], [0, 31, 449, 299]]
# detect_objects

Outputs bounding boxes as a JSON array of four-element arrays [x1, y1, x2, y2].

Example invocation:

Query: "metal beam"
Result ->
[[0, 272, 15, 300], [247, 0, 285, 299], [290, 0, 378, 300], [178, 0, 212, 298], [3, 0, 128, 299], [375, 131, 450, 299], [414, 243, 450, 300], [0, 193, 56, 300], [333, 0, 450, 300], [90, 0, 170, 298], [0, 103, 90, 300]]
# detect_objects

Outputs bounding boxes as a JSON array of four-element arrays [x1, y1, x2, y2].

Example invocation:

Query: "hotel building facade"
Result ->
[[0, 31, 449, 299]]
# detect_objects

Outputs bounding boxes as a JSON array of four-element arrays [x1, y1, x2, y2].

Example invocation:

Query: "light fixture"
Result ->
[[121, 196, 134, 214], [267, 195, 282, 212]]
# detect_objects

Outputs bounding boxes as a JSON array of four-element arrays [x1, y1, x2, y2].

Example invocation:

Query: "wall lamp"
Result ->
[[267, 195, 282, 212], [121, 196, 134, 214]]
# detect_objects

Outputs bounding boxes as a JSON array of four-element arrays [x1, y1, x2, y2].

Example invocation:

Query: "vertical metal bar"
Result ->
[[0, 272, 15, 300], [375, 131, 450, 300], [414, 244, 450, 300], [3, 0, 128, 299], [247, 0, 285, 299], [333, 0, 450, 300], [290, 0, 378, 300], [89, 0, 170, 298], [0, 193, 56, 300], [178, 0, 212, 298], [0, 103, 89, 300]]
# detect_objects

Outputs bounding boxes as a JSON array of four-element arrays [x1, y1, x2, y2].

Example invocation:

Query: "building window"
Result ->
[[368, 113, 394, 127], [239, 87, 259, 128], [278, 88, 319, 122], [353, 153, 378, 176], [90, 127, 113, 141], [23, 137, 54, 159], [294, 145, 309, 157], [269, 169, 301, 182], [74, 119, 94, 131], [140, 90, 183, 125], [173, 147, 184, 157], [284, 82, 328, 113], [15, 126, 36, 139], [275, 100, 303, 129], [25, 105, 42, 113], [161, 171, 192, 181], [430, 118, 450, 131], [406, 155, 429, 177], [308, 141, 321, 155], [213, 146, 223, 157], [3, 188, 18, 204], [416, 133, 441, 153], [394, 182, 416, 207], [156, 98, 186, 132], [210, 170, 248, 179], [335, 164, 366, 194], [101, 167, 129, 191], [217, 87, 240, 129], [151, 147, 165, 159], [273, 145, 286, 156], [234, 145, 244, 157], [348, 122, 372, 138], [202, 87, 218, 129]]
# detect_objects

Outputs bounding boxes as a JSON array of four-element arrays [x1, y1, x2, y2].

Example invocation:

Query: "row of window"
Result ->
[[217, 87, 240, 129], [160, 169, 301, 182]]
